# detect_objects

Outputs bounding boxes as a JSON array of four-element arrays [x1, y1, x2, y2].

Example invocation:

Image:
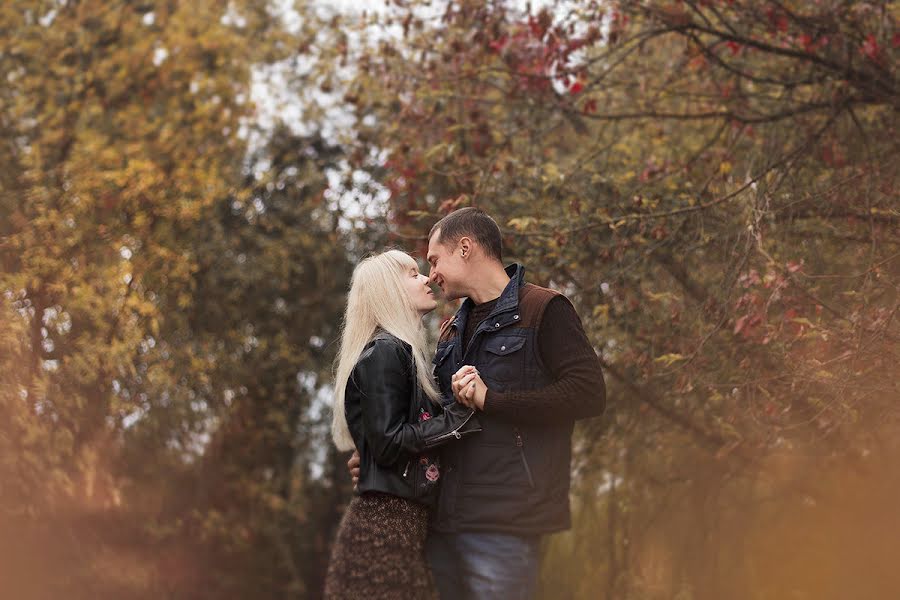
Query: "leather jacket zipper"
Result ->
[[423, 409, 476, 448], [515, 428, 535, 488], [402, 460, 411, 478]]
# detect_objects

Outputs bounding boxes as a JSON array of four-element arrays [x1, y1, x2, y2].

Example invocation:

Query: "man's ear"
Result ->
[[458, 236, 473, 258]]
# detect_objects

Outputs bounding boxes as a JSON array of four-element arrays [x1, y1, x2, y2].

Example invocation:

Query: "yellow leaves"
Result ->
[[424, 142, 456, 161], [869, 207, 895, 216], [127, 296, 159, 319], [176, 292, 191, 309], [507, 216, 538, 231], [424, 142, 449, 160], [654, 353, 686, 366], [790, 317, 815, 328], [646, 290, 677, 302], [132, 211, 149, 230], [176, 198, 204, 221], [592, 206, 611, 221], [719, 161, 732, 175], [543, 163, 562, 181]]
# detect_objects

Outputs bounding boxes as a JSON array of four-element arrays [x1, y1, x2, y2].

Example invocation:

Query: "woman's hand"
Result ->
[[452, 365, 488, 411], [451, 365, 477, 405], [347, 450, 360, 486]]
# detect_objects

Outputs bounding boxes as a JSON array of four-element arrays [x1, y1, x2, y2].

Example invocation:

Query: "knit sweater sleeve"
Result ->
[[481, 295, 606, 424]]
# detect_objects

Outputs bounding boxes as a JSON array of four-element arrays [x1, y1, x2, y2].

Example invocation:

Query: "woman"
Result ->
[[324, 249, 480, 600]]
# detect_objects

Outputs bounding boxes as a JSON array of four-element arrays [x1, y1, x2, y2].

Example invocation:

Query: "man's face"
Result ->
[[426, 229, 468, 301]]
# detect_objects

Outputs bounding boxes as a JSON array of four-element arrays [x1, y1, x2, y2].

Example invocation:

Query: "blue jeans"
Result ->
[[425, 530, 543, 600]]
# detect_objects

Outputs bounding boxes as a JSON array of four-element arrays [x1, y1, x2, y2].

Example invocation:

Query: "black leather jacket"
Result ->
[[344, 331, 481, 506]]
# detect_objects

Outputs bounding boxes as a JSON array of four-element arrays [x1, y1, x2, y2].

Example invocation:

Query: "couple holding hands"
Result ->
[[325, 208, 606, 600]]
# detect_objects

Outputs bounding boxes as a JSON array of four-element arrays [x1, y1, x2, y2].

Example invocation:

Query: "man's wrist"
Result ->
[[482, 389, 499, 413]]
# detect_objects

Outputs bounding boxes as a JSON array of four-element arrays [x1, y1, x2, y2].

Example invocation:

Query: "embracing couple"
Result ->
[[324, 208, 606, 600]]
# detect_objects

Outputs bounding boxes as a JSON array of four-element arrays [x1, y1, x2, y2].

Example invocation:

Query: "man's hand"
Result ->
[[452, 365, 488, 411], [347, 450, 360, 486]]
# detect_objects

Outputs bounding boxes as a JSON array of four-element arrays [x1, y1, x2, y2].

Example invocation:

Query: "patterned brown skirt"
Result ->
[[323, 491, 438, 600]]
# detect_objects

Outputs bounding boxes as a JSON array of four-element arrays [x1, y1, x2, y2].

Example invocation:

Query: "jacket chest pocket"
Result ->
[[481, 334, 526, 386]]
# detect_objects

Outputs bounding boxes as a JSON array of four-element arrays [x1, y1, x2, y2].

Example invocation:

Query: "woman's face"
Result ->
[[403, 264, 437, 316]]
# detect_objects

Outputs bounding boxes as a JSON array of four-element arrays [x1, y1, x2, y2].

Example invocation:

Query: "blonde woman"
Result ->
[[324, 249, 480, 600]]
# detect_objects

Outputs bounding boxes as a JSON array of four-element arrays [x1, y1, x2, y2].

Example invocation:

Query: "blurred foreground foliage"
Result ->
[[1, 1, 897, 599]]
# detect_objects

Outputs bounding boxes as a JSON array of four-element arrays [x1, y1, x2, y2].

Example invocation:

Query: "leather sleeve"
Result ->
[[354, 339, 480, 466]]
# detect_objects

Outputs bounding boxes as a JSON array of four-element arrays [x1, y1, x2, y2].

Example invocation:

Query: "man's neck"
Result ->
[[467, 264, 511, 305]]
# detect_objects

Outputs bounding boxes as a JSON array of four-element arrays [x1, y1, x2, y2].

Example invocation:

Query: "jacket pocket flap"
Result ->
[[484, 336, 525, 356]]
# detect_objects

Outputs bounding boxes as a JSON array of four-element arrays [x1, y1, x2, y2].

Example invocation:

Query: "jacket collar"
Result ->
[[453, 263, 525, 329]]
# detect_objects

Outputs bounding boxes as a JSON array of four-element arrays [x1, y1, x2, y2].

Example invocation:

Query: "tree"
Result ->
[[0, 2, 357, 597], [340, 1, 899, 597]]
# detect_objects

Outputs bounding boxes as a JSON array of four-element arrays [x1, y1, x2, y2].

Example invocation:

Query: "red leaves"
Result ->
[[492, 11, 601, 99], [527, 10, 552, 39], [798, 34, 814, 52], [733, 313, 762, 337], [739, 268, 761, 287], [488, 35, 507, 53], [654, 4, 691, 27], [725, 40, 741, 55], [765, 7, 789, 33], [821, 142, 846, 168], [437, 194, 468, 214], [775, 15, 789, 33], [860, 34, 882, 62], [610, 9, 629, 31], [795, 33, 830, 53], [688, 53, 707, 71], [732, 262, 814, 344], [608, 10, 629, 46]]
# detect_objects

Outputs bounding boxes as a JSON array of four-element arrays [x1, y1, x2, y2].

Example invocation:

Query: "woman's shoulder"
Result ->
[[356, 330, 412, 369], [370, 329, 412, 352]]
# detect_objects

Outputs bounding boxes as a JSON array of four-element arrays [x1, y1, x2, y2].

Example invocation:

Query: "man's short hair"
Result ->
[[429, 207, 503, 263]]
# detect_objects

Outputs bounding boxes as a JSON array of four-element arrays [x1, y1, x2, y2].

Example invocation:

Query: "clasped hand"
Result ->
[[451, 365, 487, 411]]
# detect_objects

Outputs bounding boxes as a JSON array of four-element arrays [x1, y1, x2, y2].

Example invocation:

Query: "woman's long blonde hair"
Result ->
[[331, 249, 441, 451]]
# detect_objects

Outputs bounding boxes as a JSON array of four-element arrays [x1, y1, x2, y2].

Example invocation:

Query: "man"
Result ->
[[349, 207, 606, 599]]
